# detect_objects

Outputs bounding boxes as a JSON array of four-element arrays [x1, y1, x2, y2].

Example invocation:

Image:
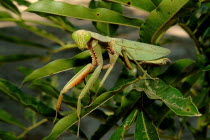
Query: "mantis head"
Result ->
[[72, 30, 92, 50]]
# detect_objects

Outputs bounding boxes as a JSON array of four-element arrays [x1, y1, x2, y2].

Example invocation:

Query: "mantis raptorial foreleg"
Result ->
[[54, 40, 100, 122], [76, 40, 104, 135]]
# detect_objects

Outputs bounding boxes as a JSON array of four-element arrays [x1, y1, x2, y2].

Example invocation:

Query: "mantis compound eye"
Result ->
[[72, 30, 92, 50]]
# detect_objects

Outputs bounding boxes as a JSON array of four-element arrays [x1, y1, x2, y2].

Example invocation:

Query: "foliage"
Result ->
[[0, 0, 209, 139]]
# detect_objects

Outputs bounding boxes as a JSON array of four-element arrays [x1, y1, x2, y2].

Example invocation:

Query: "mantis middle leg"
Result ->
[[96, 51, 119, 94]]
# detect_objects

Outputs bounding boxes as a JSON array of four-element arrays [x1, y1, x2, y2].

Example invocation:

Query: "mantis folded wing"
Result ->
[[55, 30, 171, 135]]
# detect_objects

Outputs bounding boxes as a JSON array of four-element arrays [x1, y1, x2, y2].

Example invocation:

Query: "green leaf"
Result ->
[[29, 80, 77, 106], [22, 50, 91, 85], [0, 109, 26, 129], [89, 0, 122, 36], [0, 11, 13, 18], [91, 90, 141, 139], [134, 79, 201, 116], [17, 66, 34, 76], [45, 15, 75, 32], [0, 79, 55, 117], [0, 0, 20, 15], [17, 22, 65, 46], [26, 0, 144, 28], [140, 0, 189, 43], [44, 78, 141, 139], [160, 59, 195, 84], [204, 64, 210, 71], [0, 33, 50, 50], [150, 0, 162, 6], [135, 111, 159, 140], [13, 0, 30, 6], [0, 131, 19, 140], [0, 54, 42, 63], [106, 0, 156, 12], [24, 108, 37, 124], [110, 109, 138, 140], [181, 71, 204, 94]]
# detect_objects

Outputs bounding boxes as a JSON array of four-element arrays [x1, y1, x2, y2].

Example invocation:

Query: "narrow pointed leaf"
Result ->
[[13, 0, 30, 6], [110, 109, 138, 140], [204, 64, 210, 71], [22, 50, 91, 85], [0, 131, 19, 140], [135, 111, 159, 140], [107, 0, 156, 12], [0, 109, 26, 129], [91, 90, 141, 139], [17, 22, 65, 46], [44, 78, 141, 140], [26, 0, 144, 28], [0, 79, 55, 117], [0, 33, 50, 49], [0, 54, 42, 63], [140, 0, 190, 43], [134, 79, 201, 116], [0, 11, 13, 18], [29, 80, 77, 106], [0, 0, 20, 15], [160, 59, 195, 84], [46, 15, 75, 32]]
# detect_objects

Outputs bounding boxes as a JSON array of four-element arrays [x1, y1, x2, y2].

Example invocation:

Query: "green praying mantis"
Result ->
[[55, 30, 171, 134]]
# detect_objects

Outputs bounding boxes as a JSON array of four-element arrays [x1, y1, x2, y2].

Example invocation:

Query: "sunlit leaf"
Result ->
[[89, 0, 122, 36], [26, 0, 144, 28], [106, 0, 156, 12]]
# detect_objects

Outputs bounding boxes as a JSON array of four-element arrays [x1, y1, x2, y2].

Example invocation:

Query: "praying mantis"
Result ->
[[55, 30, 170, 134]]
